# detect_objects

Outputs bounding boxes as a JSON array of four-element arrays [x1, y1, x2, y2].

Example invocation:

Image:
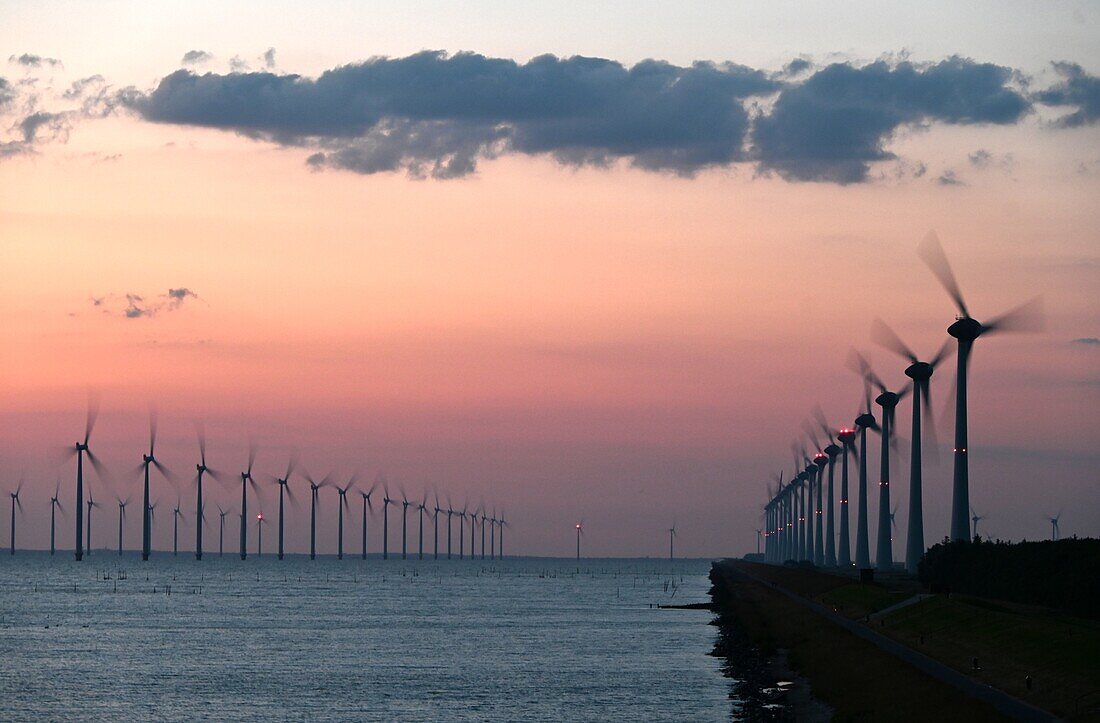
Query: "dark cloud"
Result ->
[[181, 50, 213, 66], [1071, 337, 1100, 345], [0, 76, 13, 109], [779, 58, 812, 77], [936, 169, 964, 186], [1035, 62, 1100, 127], [968, 149, 993, 167], [752, 57, 1030, 183], [8, 53, 61, 68], [121, 50, 779, 178], [90, 288, 201, 318], [63, 75, 106, 100], [19, 111, 69, 143]]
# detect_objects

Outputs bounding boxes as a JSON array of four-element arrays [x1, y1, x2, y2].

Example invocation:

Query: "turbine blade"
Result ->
[[195, 420, 207, 466], [247, 441, 257, 475], [84, 391, 100, 445], [153, 458, 182, 486], [148, 406, 158, 456], [921, 379, 941, 465], [917, 231, 970, 318], [981, 297, 1045, 335], [870, 318, 917, 363], [928, 338, 955, 369]]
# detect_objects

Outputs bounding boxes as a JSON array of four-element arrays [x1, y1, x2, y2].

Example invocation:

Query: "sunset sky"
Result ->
[[1, 1, 1097, 557]]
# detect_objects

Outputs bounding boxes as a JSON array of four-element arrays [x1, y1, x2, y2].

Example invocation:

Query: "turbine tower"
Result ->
[[256, 513, 265, 556], [87, 490, 101, 555], [433, 495, 441, 560], [575, 522, 583, 560], [194, 423, 223, 561], [446, 502, 454, 559], [306, 471, 328, 560], [218, 506, 229, 556], [68, 394, 106, 561], [172, 499, 184, 556], [498, 512, 507, 558], [668, 523, 676, 561], [382, 487, 392, 560], [837, 427, 856, 567], [480, 508, 488, 560], [401, 493, 410, 560], [852, 378, 879, 571], [813, 409, 842, 568], [852, 351, 910, 573], [360, 482, 377, 560], [141, 410, 177, 562], [116, 496, 129, 555], [872, 319, 953, 574], [274, 455, 298, 561], [50, 482, 63, 556], [417, 495, 426, 560], [336, 475, 355, 560], [1048, 512, 1061, 541], [8, 482, 22, 554], [238, 443, 258, 560], [918, 232, 1044, 541]]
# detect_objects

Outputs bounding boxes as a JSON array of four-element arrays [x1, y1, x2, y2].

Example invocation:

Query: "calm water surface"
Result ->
[[1, 552, 733, 721]]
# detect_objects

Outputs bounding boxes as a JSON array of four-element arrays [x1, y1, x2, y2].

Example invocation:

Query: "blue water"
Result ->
[[0, 552, 731, 721]]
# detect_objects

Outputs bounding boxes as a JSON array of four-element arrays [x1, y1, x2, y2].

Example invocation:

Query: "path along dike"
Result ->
[[710, 560, 1092, 722]]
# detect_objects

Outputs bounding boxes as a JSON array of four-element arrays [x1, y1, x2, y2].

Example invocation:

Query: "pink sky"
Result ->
[[1, 3, 1098, 556]]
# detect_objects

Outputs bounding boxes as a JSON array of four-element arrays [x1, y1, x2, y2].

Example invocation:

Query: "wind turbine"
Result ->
[[417, 495, 426, 560], [469, 504, 477, 560], [481, 507, 488, 560], [148, 498, 160, 544], [446, 501, 454, 559], [217, 505, 229, 557], [50, 481, 64, 556], [668, 523, 676, 561], [193, 423, 224, 561], [140, 410, 178, 561], [850, 373, 880, 571], [400, 493, 410, 560], [1048, 512, 1061, 541], [575, 522, 583, 560], [851, 351, 911, 572], [273, 455, 298, 561], [87, 490, 102, 554], [970, 507, 985, 539], [238, 442, 258, 560], [8, 482, 22, 554], [382, 485, 392, 560], [458, 503, 467, 559], [116, 496, 129, 555], [804, 424, 829, 567], [836, 426, 856, 567], [359, 481, 377, 560], [336, 475, 355, 560], [489, 509, 496, 561], [872, 319, 953, 575], [498, 512, 507, 558], [918, 232, 1044, 541], [305, 471, 329, 561], [66, 394, 107, 561], [811, 408, 842, 567], [256, 512, 266, 557], [433, 494, 441, 560], [172, 498, 184, 556]]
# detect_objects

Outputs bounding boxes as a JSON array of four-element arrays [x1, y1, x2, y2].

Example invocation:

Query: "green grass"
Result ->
[[819, 583, 907, 620], [717, 563, 1008, 722], [881, 595, 1100, 720]]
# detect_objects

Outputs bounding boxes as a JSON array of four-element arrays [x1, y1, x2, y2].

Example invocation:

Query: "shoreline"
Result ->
[[708, 560, 1016, 721]]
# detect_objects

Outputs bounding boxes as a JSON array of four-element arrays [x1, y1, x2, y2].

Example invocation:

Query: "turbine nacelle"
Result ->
[[874, 391, 900, 408], [824, 443, 842, 457], [948, 316, 983, 341], [855, 412, 876, 429], [904, 360, 934, 380], [813, 452, 828, 468], [837, 428, 856, 444]]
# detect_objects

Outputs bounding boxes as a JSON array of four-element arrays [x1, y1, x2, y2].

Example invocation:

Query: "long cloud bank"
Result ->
[[4, 51, 1099, 182]]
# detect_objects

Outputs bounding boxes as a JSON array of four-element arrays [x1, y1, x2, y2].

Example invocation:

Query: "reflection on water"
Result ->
[[0, 553, 735, 721]]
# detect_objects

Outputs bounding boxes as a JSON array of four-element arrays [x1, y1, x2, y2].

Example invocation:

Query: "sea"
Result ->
[[0, 552, 750, 721]]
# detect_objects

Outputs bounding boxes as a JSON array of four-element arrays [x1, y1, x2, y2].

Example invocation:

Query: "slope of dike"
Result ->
[[709, 560, 1099, 722]]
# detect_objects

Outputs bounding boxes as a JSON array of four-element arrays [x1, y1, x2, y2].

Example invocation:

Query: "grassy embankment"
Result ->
[[733, 561, 1100, 721], [712, 562, 1007, 722]]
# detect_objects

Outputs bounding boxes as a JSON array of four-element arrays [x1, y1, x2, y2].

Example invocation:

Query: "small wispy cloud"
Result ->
[[936, 169, 965, 186], [88, 288, 202, 318], [1071, 337, 1100, 346], [181, 50, 213, 66], [8, 53, 62, 69]]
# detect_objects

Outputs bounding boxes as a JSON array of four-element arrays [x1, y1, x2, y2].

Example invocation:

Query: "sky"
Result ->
[[1, 1, 1098, 558]]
